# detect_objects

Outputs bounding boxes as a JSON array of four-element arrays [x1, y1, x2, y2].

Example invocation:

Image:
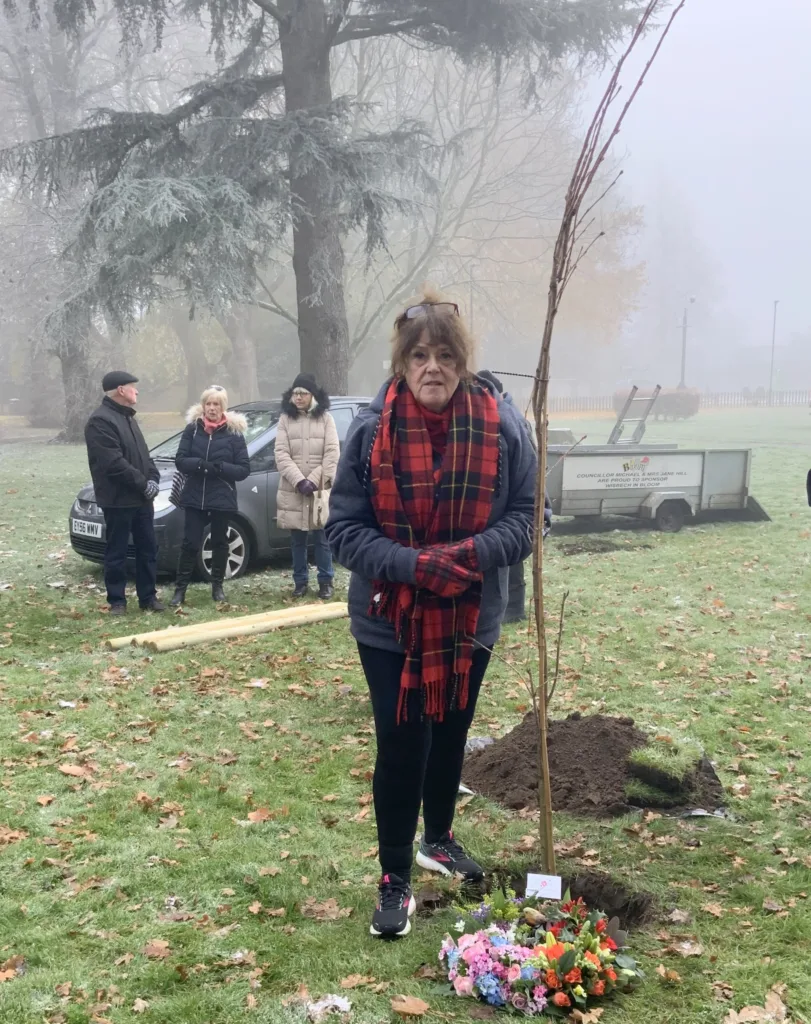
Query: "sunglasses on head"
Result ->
[[207, 384, 225, 392], [395, 301, 459, 327]]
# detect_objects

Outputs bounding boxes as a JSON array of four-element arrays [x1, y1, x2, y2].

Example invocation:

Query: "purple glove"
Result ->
[[296, 479, 317, 496]]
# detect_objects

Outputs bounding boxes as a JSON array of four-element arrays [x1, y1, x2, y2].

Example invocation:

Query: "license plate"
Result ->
[[71, 518, 102, 538]]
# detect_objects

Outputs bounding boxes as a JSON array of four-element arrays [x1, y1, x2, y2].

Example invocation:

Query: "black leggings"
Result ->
[[177, 507, 229, 584], [357, 642, 491, 881]]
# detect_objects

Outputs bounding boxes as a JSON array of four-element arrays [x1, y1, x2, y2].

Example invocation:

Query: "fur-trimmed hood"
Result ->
[[185, 404, 248, 434], [281, 382, 331, 419]]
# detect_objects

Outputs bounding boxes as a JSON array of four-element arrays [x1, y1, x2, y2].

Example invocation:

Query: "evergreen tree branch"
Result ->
[[250, 0, 286, 24]]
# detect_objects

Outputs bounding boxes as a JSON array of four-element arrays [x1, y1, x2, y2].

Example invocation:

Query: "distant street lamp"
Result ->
[[678, 296, 696, 389], [768, 299, 779, 406]]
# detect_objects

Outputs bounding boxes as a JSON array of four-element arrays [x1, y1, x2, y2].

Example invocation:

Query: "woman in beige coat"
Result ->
[[275, 373, 340, 599]]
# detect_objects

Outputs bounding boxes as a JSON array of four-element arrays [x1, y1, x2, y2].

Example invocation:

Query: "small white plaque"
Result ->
[[526, 873, 562, 900]]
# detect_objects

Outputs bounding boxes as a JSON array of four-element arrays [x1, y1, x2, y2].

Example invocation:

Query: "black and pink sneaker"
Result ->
[[416, 831, 484, 881], [370, 873, 416, 938]]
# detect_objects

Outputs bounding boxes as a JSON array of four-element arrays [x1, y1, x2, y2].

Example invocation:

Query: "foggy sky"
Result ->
[[615, 0, 811, 354]]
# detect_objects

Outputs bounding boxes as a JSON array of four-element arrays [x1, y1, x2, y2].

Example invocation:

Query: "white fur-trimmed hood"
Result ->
[[186, 404, 248, 434]]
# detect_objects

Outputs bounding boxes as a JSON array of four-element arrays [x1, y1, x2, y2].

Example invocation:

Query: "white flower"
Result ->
[[454, 919, 466, 933]]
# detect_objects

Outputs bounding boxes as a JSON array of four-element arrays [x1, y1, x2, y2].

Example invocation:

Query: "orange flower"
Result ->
[[545, 971, 560, 990], [590, 980, 605, 997], [564, 968, 582, 985], [604, 968, 617, 982], [584, 951, 602, 968], [600, 937, 618, 951], [544, 942, 567, 963], [595, 918, 607, 934], [552, 992, 571, 1008]]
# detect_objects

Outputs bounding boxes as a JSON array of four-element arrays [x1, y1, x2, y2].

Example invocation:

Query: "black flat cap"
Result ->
[[102, 370, 139, 391]]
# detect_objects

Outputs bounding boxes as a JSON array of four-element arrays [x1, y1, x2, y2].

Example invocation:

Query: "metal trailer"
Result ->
[[545, 386, 770, 532]]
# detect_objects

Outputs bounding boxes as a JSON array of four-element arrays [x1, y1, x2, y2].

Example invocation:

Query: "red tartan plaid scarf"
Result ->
[[369, 377, 500, 721]]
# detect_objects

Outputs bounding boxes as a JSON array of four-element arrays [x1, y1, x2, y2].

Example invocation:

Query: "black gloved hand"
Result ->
[[197, 460, 215, 474], [211, 461, 224, 475], [296, 479, 317, 496], [144, 480, 160, 500]]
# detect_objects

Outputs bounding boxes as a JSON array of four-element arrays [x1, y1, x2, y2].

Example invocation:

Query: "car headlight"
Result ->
[[153, 490, 174, 513]]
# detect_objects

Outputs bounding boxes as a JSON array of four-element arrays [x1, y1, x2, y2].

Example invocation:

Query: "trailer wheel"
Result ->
[[655, 501, 686, 533]]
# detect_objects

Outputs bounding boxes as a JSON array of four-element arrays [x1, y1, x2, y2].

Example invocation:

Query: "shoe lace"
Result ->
[[433, 831, 467, 860], [379, 875, 409, 909]]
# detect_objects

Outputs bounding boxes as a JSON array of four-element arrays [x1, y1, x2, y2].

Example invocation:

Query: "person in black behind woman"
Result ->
[[84, 370, 164, 616], [477, 370, 551, 623], [170, 386, 250, 606]]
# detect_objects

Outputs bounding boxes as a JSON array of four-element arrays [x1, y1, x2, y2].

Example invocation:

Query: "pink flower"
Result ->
[[453, 975, 474, 997], [457, 934, 477, 951], [507, 965, 522, 983], [532, 985, 548, 1004], [461, 944, 484, 965]]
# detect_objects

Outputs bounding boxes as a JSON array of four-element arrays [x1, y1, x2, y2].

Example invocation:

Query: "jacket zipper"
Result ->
[[201, 433, 212, 509]]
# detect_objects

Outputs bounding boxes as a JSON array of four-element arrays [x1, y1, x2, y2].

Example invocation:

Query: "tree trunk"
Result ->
[[218, 308, 260, 404], [170, 306, 215, 409], [280, 0, 350, 395], [59, 337, 96, 443]]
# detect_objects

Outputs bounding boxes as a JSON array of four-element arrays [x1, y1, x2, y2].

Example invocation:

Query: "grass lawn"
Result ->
[[0, 406, 810, 1024]]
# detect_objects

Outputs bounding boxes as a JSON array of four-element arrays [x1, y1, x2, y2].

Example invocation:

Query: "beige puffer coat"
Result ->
[[275, 407, 340, 531]]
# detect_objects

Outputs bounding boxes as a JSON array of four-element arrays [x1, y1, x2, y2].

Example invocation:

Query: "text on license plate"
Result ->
[[72, 518, 102, 538]]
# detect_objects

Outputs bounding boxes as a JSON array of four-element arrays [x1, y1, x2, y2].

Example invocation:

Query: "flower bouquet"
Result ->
[[439, 889, 644, 1017]]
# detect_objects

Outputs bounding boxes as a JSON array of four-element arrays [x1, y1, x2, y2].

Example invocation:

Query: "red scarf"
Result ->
[[369, 378, 500, 721], [203, 416, 226, 434]]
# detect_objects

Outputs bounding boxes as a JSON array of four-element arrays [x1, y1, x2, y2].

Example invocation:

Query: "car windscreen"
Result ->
[[150, 406, 281, 460]]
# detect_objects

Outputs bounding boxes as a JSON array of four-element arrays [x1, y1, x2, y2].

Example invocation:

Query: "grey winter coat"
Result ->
[[325, 377, 537, 653]]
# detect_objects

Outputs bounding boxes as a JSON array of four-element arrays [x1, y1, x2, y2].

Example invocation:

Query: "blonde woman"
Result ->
[[275, 373, 339, 599], [170, 386, 249, 605]]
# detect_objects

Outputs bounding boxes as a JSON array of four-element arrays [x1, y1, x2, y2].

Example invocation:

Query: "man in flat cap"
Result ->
[[84, 371, 165, 615]]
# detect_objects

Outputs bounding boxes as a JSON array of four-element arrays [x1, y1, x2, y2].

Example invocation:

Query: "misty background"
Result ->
[[0, 0, 808, 433]]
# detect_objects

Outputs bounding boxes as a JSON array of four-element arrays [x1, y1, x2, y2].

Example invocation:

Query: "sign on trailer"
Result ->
[[562, 452, 704, 492]]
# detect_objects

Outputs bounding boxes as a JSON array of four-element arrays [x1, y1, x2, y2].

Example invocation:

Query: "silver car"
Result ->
[[69, 397, 371, 579]]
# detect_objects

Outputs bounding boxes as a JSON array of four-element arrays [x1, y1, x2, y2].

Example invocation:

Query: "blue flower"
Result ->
[[520, 965, 538, 981], [490, 935, 509, 948], [446, 950, 460, 969]]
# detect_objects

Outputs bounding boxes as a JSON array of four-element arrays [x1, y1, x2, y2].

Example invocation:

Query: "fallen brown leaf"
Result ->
[[247, 808, 272, 823], [58, 764, 90, 778], [570, 1010, 604, 1024], [391, 995, 429, 1017], [248, 901, 263, 915], [666, 908, 692, 924], [300, 897, 352, 922], [259, 866, 281, 877], [142, 939, 171, 959], [341, 975, 376, 989], [132, 999, 149, 1014], [702, 902, 724, 918], [656, 964, 682, 984], [37, 795, 55, 807]]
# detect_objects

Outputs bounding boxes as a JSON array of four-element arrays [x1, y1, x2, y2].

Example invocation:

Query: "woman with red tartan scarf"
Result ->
[[326, 291, 537, 939]]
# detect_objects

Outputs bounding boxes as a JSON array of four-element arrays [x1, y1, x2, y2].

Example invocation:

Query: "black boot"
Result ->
[[292, 582, 309, 599], [212, 581, 226, 603], [174, 546, 197, 604], [318, 582, 334, 600]]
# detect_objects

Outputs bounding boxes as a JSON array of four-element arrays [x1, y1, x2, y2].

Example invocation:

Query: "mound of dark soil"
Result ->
[[463, 712, 725, 818]]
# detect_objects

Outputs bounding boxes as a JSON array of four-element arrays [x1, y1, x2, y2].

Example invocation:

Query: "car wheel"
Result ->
[[197, 520, 252, 580]]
